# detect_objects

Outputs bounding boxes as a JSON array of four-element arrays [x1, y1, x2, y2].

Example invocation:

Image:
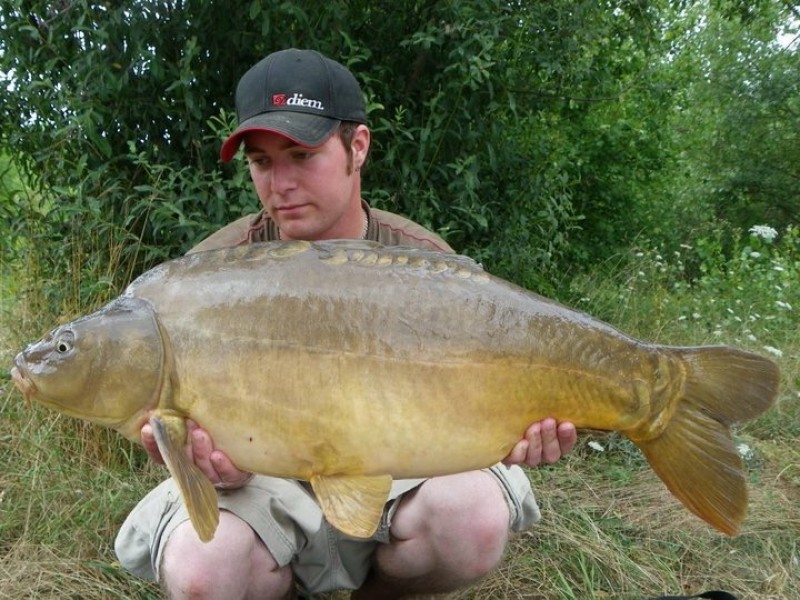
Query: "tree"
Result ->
[[1, 1, 675, 295], [663, 0, 799, 238], [6, 0, 791, 307]]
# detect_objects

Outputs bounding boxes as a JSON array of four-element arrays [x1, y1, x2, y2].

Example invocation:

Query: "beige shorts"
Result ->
[[115, 465, 539, 594]]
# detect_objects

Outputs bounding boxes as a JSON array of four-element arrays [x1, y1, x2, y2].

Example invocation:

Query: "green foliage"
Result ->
[[2, 1, 797, 299], [663, 0, 800, 238], [1, 0, 706, 305]]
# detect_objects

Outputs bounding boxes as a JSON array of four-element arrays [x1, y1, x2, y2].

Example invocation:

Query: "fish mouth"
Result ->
[[10, 363, 37, 400]]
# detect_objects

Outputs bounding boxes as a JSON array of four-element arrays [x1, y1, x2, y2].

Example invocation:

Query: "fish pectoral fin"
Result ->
[[150, 414, 219, 543], [310, 474, 393, 539]]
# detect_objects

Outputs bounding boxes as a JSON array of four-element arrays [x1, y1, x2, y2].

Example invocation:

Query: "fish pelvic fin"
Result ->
[[635, 346, 779, 536], [310, 474, 393, 538], [151, 414, 219, 543]]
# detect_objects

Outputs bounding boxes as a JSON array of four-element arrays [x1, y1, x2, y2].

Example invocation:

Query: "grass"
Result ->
[[0, 397, 163, 599], [1, 228, 798, 599]]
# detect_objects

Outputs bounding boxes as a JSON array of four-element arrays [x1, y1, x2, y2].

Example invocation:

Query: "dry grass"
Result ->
[[0, 541, 157, 600]]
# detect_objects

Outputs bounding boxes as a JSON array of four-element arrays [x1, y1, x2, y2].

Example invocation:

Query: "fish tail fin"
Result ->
[[635, 346, 779, 536]]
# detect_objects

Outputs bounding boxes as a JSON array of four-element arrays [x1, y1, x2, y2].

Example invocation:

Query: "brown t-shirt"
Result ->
[[189, 202, 454, 254]]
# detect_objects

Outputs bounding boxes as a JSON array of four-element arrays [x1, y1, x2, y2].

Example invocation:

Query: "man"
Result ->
[[115, 48, 577, 599]]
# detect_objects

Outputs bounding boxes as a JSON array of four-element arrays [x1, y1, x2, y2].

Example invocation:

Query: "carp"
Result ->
[[10, 240, 779, 541]]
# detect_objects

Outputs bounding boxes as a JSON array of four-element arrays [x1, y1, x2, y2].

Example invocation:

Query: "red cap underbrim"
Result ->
[[219, 112, 340, 162]]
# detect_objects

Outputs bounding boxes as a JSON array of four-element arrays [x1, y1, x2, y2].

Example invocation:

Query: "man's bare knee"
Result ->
[[371, 471, 510, 592], [161, 511, 292, 600]]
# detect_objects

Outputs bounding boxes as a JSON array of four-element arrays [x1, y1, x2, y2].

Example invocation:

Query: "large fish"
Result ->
[[11, 240, 779, 541]]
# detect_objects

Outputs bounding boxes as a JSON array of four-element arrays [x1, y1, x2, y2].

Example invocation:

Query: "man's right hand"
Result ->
[[141, 419, 254, 490]]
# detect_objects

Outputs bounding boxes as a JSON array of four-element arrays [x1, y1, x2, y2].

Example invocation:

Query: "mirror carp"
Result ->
[[11, 240, 779, 541]]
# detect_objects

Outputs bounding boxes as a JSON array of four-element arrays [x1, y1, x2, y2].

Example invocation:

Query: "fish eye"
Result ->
[[55, 331, 75, 353]]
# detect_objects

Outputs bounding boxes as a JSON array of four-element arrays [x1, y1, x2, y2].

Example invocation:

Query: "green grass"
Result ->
[[1, 229, 798, 599]]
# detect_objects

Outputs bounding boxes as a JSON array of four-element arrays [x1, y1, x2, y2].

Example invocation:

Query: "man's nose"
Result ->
[[269, 160, 296, 194]]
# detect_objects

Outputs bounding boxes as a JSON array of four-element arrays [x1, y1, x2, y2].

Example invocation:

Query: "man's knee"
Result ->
[[452, 477, 510, 576], [161, 512, 292, 599], [432, 470, 509, 525], [401, 471, 510, 575]]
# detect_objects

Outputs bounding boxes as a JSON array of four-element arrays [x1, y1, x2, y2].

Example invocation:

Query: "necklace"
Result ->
[[359, 208, 369, 239]]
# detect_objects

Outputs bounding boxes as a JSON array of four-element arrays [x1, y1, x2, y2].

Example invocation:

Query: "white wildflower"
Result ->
[[677, 315, 687, 321], [750, 251, 762, 258], [776, 301, 792, 310], [749, 225, 778, 241], [588, 441, 605, 452], [763, 345, 783, 358], [773, 265, 785, 272], [747, 334, 757, 342], [692, 312, 702, 319], [737, 443, 754, 461]]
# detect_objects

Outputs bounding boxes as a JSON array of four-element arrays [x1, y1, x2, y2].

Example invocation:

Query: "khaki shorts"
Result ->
[[115, 465, 540, 594]]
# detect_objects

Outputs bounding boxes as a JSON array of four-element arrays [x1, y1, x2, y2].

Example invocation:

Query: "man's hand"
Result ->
[[141, 419, 254, 489], [503, 418, 577, 467]]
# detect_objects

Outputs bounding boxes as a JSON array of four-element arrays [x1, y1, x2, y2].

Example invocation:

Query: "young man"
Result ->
[[115, 49, 577, 599]]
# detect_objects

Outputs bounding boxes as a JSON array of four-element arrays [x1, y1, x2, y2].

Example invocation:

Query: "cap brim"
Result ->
[[219, 112, 340, 162]]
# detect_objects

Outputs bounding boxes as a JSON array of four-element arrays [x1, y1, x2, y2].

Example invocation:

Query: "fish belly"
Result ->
[[173, 344, 650, 481]]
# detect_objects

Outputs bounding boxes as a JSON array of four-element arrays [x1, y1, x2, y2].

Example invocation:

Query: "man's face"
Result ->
[[243, 129, 365, 241]]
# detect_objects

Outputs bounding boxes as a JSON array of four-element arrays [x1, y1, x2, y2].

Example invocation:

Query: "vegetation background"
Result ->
[[1, 0, 798, 598]]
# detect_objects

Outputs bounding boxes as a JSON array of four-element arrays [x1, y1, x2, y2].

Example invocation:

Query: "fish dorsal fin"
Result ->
[[151, 414, 219, 542], [310, 474, 393, 538]]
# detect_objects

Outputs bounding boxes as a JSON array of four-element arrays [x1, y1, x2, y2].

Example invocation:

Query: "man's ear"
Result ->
[[351, 124, 371, 169]]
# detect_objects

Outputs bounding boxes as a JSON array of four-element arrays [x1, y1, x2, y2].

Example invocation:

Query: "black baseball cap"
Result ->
[[220, 49, 368, 162]]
